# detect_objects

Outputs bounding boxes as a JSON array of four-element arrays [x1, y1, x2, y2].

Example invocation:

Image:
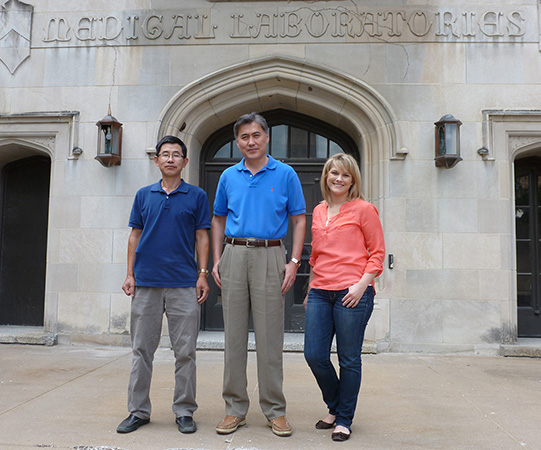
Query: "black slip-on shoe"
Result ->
[[315, 419, 336, 429], [176, 415, 197, 434], [116, 414, 150, 433], [332, 430, 351, 442]]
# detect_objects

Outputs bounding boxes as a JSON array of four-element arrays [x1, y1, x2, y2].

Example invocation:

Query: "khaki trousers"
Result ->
[[127, 287, 200, 420], [219, 243, 287, 419]]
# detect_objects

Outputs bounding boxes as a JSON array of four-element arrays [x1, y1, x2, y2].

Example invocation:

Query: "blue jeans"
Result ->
[[304, 286, 374, 430]]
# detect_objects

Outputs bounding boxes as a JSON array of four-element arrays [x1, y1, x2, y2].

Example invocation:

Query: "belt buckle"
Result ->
[[246, 238, 257, 248]]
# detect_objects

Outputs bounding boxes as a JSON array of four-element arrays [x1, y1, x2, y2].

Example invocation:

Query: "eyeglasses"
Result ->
[[158, 152, 184, 160]]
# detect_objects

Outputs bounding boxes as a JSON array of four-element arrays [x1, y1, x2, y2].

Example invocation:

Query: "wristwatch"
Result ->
[[198, 268, 209, 277], [290, 257, 301, 268]]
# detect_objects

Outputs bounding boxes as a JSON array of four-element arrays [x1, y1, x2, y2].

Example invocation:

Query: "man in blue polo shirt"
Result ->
[[116, 135, 211, 435], [211, 112, 306, 437]]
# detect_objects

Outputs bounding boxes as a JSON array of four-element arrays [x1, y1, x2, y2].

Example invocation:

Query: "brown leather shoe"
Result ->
[[216, 415, 246, 435], [267, 415, 292, 437]]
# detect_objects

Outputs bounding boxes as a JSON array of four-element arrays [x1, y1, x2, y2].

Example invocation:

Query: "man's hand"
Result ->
[[212, 260, 221, 289], [281, 261, 298, 295], [211, 215, 226, 290], [196, 276, 210, 304], [122, 275, 136, 297]]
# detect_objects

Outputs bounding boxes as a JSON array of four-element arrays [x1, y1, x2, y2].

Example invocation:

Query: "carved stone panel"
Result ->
[[0, 0, 33, 74]]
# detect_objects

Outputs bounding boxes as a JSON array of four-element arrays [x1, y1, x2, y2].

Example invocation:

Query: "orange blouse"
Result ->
[[309, 199, 385, 291]]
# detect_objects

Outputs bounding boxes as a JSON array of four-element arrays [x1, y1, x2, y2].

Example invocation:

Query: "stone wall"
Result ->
[[1, 0, 540, 353]]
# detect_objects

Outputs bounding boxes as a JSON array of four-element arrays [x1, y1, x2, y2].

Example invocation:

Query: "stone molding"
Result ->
[[0, 111, 81, 160], [480, 109, 541, 161]]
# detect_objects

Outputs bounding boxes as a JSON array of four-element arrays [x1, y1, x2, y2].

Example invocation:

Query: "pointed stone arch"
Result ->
[[0, 137, 53, 163], [156, 55, 406, 201]]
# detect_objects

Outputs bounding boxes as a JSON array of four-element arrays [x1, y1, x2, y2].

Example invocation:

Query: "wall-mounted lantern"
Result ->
[[434, 114, 462, 169], [95, 107, 122, 167]]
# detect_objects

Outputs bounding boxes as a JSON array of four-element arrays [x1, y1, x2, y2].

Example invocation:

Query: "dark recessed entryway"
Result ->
[[0, 155, 51, 326], [515, 156, 541, 337]]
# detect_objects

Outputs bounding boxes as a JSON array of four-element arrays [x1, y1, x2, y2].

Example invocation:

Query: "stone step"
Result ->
[[0, 326, 56, 346]]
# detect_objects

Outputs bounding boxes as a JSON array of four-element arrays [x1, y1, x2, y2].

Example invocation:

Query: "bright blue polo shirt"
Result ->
[[129, 180, 211, 287], [213, 155, 306, 239]]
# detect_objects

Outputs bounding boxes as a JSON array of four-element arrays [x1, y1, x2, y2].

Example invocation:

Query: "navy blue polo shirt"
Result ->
[[213, 155, 306, 239], [129, 180, 211, 287]]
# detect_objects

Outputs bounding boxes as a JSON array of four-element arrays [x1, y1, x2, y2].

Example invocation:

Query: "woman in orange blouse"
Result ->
[[303, 153, 385, 442]]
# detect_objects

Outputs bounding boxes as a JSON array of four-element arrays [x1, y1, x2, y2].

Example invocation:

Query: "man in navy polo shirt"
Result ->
[[212, 112, 306, 437], [117, 135, 211, 435]]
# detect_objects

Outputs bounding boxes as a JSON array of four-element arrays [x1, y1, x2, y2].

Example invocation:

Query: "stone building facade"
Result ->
[[1, 0, 540, 354]]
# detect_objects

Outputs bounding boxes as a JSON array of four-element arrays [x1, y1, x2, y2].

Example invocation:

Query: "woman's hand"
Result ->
[[303, 292, 309, 310], [341, 281, 368, 308], [341, 272, 377, 308]]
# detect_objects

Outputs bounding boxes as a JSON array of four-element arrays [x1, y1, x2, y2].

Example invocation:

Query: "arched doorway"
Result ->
[[0, 155, 51, 326], [201, 110, 359, 332], [156, 56, 405, 199], [515, 155, 541, 337]]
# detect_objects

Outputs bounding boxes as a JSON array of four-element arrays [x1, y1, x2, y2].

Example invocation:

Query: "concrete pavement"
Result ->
[[1, 343, 540, 450]]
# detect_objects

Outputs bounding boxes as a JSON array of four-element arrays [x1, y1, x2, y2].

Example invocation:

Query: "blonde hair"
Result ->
[[320, 153, 364, 204]]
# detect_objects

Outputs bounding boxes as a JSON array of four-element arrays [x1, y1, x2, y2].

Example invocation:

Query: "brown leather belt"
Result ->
[[225, 237, 282, 247]]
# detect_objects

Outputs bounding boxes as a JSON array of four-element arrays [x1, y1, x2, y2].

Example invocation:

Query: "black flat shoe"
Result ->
[[176, 415, 197, 434], [315, 420, 336, 429], [332, 431, 351, 442], [116, 414, 150, 433]]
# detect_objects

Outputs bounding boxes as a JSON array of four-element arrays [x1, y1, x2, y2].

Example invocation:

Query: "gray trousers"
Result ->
[[127, 287, 200, 420], [219, 243, 287, 419]]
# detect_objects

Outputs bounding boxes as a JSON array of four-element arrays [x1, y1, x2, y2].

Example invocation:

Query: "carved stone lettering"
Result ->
[[1, 4, 533, 77], [305, 12, 328, 38], [252, 13, 278, 38], [193, 14, 216, 39], [34, 7, 532, 46], [383, 11, 405, 37], [462, 12, 476, 36], [363, 13, 383, 37], [142, 15, 163, 40], [331, 11, 348, 38], [436, 11, 460, 37], [280, 12, 302, 38], [479, 11, 504, 37], [407, 11, 432, 37], [164, 15, 190, 39], [75, 17, 96, 41], [349, 13, 364, 38], [126, 15, 139, 40], [507, 11, 525, 37], [99, 16, 123, 40], [230, 14, 251, 38], [43, 17, 70, 42]]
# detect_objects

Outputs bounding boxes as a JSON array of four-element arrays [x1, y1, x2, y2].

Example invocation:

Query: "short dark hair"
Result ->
[[155, 135, 187, 157], [233, 112, 269, 139]]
